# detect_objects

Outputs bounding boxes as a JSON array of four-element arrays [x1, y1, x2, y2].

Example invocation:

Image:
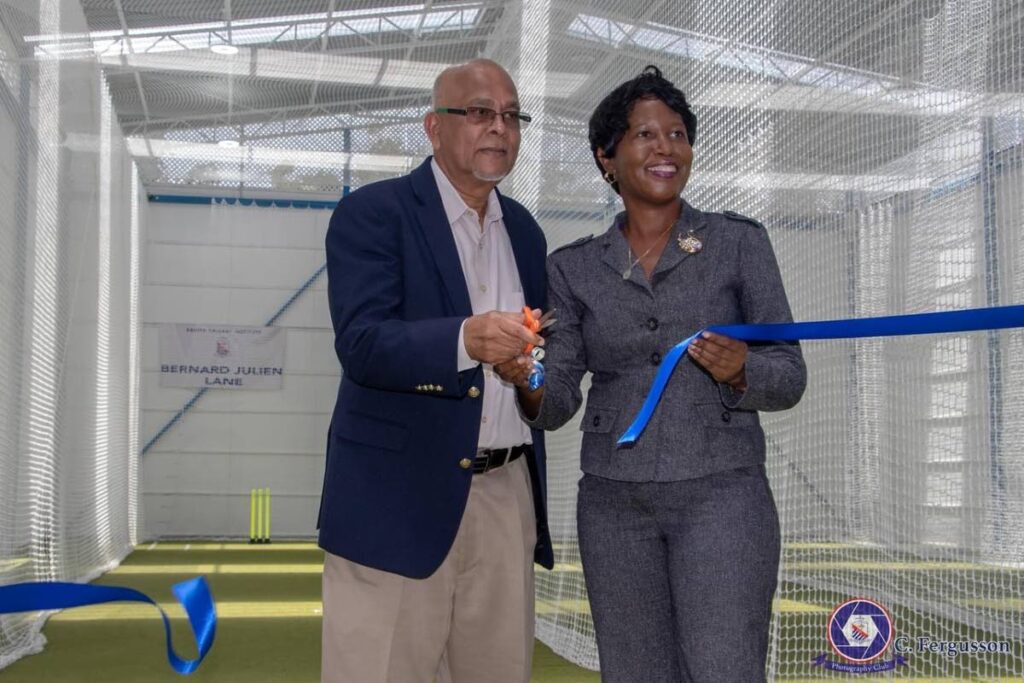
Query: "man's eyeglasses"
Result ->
[[435, 106, 532, 129]]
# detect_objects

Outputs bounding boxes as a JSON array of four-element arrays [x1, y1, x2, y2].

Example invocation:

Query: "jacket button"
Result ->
[[647, 317, 659, 330], [468, 386, 481, 398], [650, 351, 661, 365], [592, 415, 601, 427], [459, 458, 472, 469], [721, 411, 732, 423]]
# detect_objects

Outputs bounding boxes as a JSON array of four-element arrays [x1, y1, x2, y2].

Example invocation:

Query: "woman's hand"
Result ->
[[493, 355, 535, 389], [494, 355, 545, 419], [688, 331, 748, 390]]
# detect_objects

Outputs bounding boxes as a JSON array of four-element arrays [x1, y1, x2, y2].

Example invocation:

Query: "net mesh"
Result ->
[[2, 0, 1023, 678], [0, 0, 142, 669]]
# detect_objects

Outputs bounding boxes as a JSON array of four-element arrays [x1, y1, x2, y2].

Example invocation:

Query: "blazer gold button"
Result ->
[[459, 458, 472, 469], [468, 386, 481, 398]]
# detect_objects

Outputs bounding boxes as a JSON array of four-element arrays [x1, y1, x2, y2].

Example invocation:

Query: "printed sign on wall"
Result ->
[[159, 324, 286, 389]]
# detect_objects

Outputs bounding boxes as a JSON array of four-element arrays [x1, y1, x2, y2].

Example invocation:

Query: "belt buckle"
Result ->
[[477, 447, 509, 474], [493, 448, 510, 470]]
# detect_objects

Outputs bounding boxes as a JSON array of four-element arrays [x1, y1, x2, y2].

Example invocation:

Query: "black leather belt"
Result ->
[[473, 444, 532, 475]]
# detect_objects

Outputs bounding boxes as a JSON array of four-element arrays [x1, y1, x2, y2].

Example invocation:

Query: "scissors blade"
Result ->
[[537, 308, 557, 326], [539, 318, 558, 330]]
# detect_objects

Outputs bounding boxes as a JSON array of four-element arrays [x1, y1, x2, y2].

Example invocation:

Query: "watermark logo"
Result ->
[[894, 636, 1011, 659], [813, 598, 908, 674], [830, 598, 892, 662]]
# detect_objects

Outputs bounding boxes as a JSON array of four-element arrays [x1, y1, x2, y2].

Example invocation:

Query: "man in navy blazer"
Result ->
[[318, 59, 553, 683]]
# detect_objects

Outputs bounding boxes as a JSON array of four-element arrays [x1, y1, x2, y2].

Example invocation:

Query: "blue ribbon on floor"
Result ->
[[618, 304, 1024, 447], [0, 576, 216, 675]]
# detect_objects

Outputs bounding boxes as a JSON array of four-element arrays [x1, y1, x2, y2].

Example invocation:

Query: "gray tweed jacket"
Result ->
[[525, 202, 807, 482]]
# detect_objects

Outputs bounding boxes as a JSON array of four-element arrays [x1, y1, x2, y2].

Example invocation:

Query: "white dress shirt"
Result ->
[[431, 160, 532, 450]]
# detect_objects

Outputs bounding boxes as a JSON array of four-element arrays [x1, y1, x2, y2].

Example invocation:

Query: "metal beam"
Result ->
[[981, 118, 1005, 547], [112, 0, 151, 130], [308, 0, 338, 107], [121, 90, 431, 135], [556, 3, 932, 96], [224, 0, 233, 126], [784, 0, 917, 87], [40, 3, 488, 58], [389, 0, 433, 100], [570, 0, 669, 97]]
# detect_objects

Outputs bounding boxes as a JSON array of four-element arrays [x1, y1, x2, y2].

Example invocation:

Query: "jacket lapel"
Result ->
[[652, 202, 708, 278], [599, 214, 629, 279], [409, 157, 473, 316]]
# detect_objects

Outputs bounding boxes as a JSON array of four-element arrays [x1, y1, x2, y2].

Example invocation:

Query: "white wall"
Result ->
[[141, 200, 336, 538]]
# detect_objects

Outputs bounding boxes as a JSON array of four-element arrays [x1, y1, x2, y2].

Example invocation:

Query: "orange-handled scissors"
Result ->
[[522, 307, 557, 356], [523, 306, 540, 355]]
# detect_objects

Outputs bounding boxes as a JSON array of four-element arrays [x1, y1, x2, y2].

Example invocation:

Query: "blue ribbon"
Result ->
[[0, 577, 216, 675], [618, 304, 1024, 446]]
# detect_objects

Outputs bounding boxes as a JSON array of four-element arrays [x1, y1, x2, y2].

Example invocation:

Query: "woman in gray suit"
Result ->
[[498, 66, 807, 682]]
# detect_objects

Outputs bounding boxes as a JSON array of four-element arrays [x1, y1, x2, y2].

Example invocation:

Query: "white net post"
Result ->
[[0, 0, 142, 669]]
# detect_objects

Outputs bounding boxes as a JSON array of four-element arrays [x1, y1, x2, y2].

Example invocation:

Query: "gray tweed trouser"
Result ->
[[577, 464, 781, 683]]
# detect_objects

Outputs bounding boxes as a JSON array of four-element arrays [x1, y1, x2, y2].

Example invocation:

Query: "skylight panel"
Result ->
[[29, 4, 483, 59]]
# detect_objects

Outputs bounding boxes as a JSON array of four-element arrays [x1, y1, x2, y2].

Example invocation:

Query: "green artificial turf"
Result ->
[[1, 543, 599, 683], [4, 541, 1021, 681]]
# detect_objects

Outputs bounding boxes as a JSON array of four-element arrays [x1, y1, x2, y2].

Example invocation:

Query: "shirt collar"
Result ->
[[430, 158, 503, 227]]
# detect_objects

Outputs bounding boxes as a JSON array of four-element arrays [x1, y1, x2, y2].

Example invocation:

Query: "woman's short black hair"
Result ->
[[588, 65, 697, 191]]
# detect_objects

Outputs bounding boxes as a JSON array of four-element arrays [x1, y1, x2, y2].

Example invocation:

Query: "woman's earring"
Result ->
[[603, 170, 616, 185]]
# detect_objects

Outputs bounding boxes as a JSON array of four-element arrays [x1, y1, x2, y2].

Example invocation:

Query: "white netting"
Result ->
[[4, 0, 1023, 678], [522, 3, 1024, 678], [0, 0, 142, 670]]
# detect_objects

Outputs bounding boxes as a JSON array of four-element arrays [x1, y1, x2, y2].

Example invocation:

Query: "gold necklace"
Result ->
[[623, 222, 674, 279]]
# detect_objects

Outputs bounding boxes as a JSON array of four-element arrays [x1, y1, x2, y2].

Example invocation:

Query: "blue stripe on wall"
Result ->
[[148, 194, 345, 210]]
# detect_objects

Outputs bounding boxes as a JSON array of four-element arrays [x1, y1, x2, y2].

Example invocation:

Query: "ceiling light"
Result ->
[[210, 44, 239, 56]]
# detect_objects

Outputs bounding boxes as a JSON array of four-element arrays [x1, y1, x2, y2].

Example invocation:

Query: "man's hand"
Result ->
[[464, 310, 544, 366], [688, 331, 748, 390]]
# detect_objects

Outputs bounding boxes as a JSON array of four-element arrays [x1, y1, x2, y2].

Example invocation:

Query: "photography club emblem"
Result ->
[[813, 598, 907, 673]]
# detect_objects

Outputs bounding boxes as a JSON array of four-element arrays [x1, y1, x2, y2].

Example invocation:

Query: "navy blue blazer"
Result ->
[[318, 156, 554, 579]]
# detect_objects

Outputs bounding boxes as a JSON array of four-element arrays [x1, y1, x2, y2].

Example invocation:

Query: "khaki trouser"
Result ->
[[322, 456, 537, 683]]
